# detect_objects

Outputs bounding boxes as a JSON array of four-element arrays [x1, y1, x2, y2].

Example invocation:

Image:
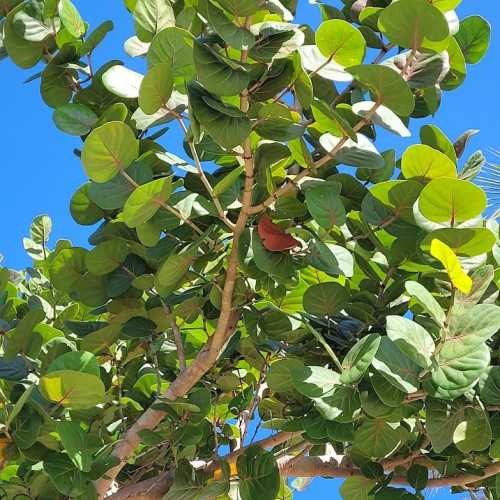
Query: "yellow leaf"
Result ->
[[213, 461, 238, 480], [430, 239, 472, 294]]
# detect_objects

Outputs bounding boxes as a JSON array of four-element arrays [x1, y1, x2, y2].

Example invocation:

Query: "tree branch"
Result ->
[[160, 300, 186, 371], [95, 30, 257, 497]]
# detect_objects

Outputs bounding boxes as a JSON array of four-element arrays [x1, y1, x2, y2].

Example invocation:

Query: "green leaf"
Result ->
[[291, 365, 339, 398], [440, 304, 500, 360], [315, 385, 361, 422], [138, 63, 173, 114], [40, 370, 105, 410], [193, 41, 249, 97], [429, 342, 490, 399], [303, 282, 349, 317], [134, 0, 175, 42], [267, 358, 306, 393], [155, 244, 198, 293], [199, 0, 255, 50], [216, 0, 261, 17], [401, 144, 456, 181], [122, 177, 173, 228], [341, 333, 381, 385], [426, 399, 464, 453], [340, 476, 376, 500], [58, 0, 85, 38], [56, 422, 93, 472], [348, 64, 415, 116], [453, 407, 491, 452], [70, 184, 105, 226], [82, 121, 139, 183], [88, 161, 153, 210], [237, 446, 280, 500], [147, 27, 195, 82], [420, 124, 457, 163], [353, 419, 401, 459], [3, 4, 43, 69], [407, 464, 428, 491], [386, 316, 434, 369], [43, 453, 90, 497], [122, 316, 157, 338], [421, 228, 496, 257], [307, 240, 354, 277], [405, 281, 446, 325], [480, 366, 500, 405], [79, 20, 114, 56], [47, 351, 100, 377], [315, 19, 366, 66], [311, 99, 357, 141], [30, 214, 52, 244], [13, 406, 42, 450], [372, 337, 420, 393], [363, 179, 423, 226], [305, 181, 346, 229], [378, 0, 450, 51], [188, 81, 251, 149], [85, 239, 129, 275], [319, 133, 385, 170], [50, 247, 87, 292], [419, 178, 486, 224], [53, 103, 98, 136], [455, 16, 491, 64]]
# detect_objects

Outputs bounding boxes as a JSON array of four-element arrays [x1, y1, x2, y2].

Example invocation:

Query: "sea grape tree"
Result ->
[[0, 0, 499, 499]]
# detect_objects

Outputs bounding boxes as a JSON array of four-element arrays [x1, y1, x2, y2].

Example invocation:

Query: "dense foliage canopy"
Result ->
[[1, 0, 499, 498]]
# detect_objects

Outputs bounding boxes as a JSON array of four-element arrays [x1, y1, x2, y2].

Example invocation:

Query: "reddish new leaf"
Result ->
[[257, 215, 299, 252]]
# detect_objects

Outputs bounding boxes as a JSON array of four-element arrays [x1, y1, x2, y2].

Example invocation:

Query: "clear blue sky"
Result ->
[[2, 1, 498, 497]]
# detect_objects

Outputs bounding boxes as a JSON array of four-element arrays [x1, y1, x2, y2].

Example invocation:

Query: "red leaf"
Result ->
[[257, 215, 299, 252]]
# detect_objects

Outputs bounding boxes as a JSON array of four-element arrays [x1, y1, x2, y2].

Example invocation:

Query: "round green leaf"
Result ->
[[347, 64, 415, 116], [291, 365, 339, 398], [122, 177, 173, 228], [50, 248, 87, 292], [372, 337, 420, 393], [122, 316, 157, 338], [315, 19, 366, 66], [53, 103, 98, 136], [453, 407, 491, 452], [40, 370, 105, 410], [340, 333, 381, 385], [85, 239, 130, 275], [455, 16, 491, 64], [303, 282, 349, 317], [147, 27, 195, 81], [237, 446, 280, 500], [267, 358, 306, 393], [134, 0, 175, 42], [138, 63, 174, 114], [81, 121, 139, 183], [47, 351, 100, 377], [353, 419, 401, 459], [70, 184, 105, 226], [421, 228, 496, 257], [420, 124, 457, 163], [305, 181, 346, 229], [340, 476, 377, 500], [401, 144, 457, 180], [193, 40, 250, 96], [378, 0, 450, 51], [419, 178, 487, 224], [386, 316, 435, 369]]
